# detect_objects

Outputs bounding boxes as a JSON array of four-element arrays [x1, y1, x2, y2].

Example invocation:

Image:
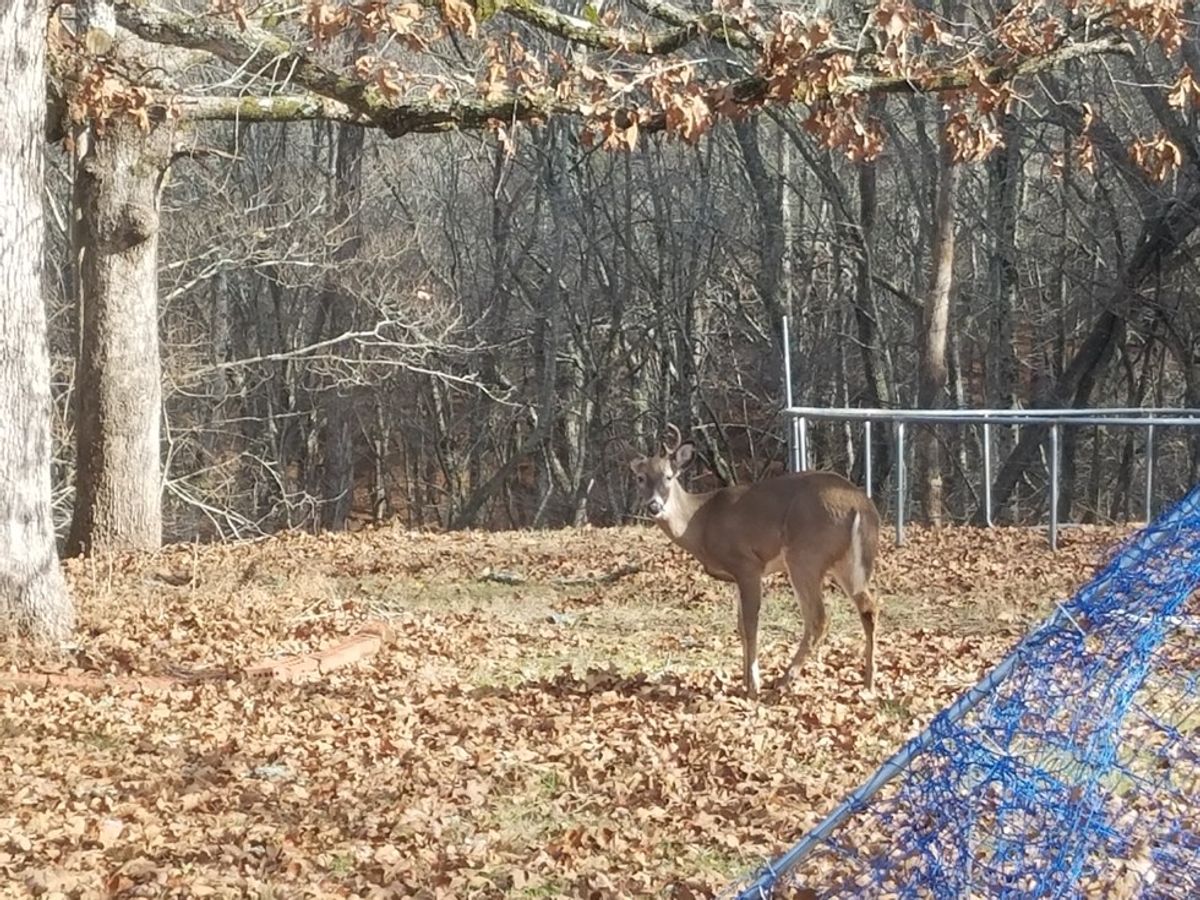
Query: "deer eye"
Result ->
[[636, 474, 645, 484]]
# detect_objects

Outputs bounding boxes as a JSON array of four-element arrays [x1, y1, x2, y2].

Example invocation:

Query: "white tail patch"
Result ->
[[847, 509, 866, 595]]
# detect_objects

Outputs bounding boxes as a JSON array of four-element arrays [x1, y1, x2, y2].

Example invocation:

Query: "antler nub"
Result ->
[[662, 423, 683, 456]]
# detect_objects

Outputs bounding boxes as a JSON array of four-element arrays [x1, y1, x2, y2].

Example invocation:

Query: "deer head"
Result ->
[[630, 423, 695, 519]]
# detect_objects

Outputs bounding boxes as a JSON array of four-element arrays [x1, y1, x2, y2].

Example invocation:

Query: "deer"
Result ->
[[630, 424, 881, 698]]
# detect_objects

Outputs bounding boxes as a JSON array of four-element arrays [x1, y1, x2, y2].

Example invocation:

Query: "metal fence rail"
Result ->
[[779, 317, 1200, 549]]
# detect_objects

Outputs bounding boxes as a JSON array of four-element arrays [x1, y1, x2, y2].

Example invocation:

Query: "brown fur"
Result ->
[[631, 434, 881, 697]]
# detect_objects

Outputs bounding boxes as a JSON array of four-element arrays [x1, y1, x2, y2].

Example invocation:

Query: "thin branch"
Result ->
[[870, 272, 923, 315]]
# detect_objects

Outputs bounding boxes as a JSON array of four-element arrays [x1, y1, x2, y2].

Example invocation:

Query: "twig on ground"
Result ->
[[554, 563, 644, 586]]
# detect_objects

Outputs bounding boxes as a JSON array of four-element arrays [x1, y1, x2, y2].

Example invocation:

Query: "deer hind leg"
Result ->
[[853, 590, 879, 691], [779, 558, 827, 688], [734, 575, 763, 698], [832, 540, 879, 691]]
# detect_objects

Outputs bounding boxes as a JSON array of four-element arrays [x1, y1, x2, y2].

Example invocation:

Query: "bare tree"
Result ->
[[1, 0, 73, 640]]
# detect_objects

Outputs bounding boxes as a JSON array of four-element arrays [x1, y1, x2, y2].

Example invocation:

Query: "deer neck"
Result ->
[[657, 484, 713, 549]]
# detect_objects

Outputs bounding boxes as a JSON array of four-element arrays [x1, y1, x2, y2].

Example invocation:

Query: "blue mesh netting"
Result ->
[[725, 486, 1200, 899]]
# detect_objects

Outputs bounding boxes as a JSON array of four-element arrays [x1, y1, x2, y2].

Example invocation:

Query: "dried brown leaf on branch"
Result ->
[[1130, 131, 1183, 183], [210, 0, 249, 31], [440, 0, 478, 37], [804, 97, 886, 161], [305, 0, 352, 44], [1167, 66, 1200, 109], [944, 107, 1005, 163], [1099, 0, 1186, 54]]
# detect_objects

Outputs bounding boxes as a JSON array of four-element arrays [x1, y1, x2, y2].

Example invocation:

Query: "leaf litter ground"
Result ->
[[0, 523, 1128, 898]]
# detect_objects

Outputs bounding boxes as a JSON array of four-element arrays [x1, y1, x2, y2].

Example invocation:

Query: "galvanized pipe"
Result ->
[[781, 317, 799, 473], [1049, 424, 1060, 551], [982, 418, 993, 527], [776, 405, 1200, 549], [895, 422, 906, 546], [1146, 423, 1155, 520], [864, 420, 873, 498], [782, 407, 1200, 428]]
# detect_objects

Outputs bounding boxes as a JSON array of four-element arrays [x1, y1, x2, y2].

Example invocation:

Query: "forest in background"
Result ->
[[23, 0, 1200, 550]]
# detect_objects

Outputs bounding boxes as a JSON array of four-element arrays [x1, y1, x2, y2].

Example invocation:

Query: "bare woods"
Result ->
[[40, 110, 1200, 540], [33, 6, 1200, 544]]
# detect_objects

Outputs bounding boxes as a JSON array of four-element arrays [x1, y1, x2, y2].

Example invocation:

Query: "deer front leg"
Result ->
[[734, 576, 763, 698], [778, 564, 827, 690]]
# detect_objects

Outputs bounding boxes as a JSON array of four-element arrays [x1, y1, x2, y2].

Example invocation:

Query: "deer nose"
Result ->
[[648, 498, 663, 516]]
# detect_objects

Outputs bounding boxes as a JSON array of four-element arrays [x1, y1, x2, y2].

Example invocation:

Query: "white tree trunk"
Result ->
[[0, 0, 74, 640]]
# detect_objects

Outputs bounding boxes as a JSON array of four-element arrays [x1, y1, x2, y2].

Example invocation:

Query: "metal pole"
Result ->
[[798, 417, 808, 471], [782, 316, 799, 473], [865, 420, 873, 498], [1145, 423, 1155, 521], [1049, 423, 1060, 551], [895, 422, 906, 546], [983, 417, 993, 527]]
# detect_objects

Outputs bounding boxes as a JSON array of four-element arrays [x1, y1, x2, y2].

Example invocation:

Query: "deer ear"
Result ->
[[674, 443, 695, 468]]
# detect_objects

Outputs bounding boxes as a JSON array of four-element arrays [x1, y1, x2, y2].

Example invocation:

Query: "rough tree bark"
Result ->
[[1, 0, 74, 639], [66, 121, 171, 556], [916, 139, 958, 525]]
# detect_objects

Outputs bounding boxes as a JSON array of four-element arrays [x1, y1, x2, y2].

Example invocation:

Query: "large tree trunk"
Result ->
[[986, 109, 1022, 411], [985, 109, 1023, 499], [916, 143, 958, 525], [316, 123, 365, 531], [733, 119, 786, 356], [0, 0, 74, 640], [66, 121, 170, 556], [851, 126, 893, 484]]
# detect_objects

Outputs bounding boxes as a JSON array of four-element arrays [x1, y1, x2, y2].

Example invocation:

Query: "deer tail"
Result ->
[[847, 508, 868, 595]]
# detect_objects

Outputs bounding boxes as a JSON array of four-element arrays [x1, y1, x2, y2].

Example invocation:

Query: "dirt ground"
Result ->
[[0, 521, 1129, 898]]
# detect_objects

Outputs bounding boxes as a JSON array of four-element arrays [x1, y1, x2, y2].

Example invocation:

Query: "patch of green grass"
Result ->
[[75, 729, 123, 751], [345, 562, 1037, 694], [538, 768, 564, 795], [326, 853, 355, 875], [660, 839, 757, 881], [879, 696, 916, 723], [352, 574, 574, 619], [515, 879, 571, 898]]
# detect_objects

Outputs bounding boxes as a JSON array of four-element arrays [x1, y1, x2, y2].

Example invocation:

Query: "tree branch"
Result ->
[[176, 92, 369, 125], [466, 0, 744, 55], [113, 1, 1132, 140], [625, 0, 761, 51], [113, 1, 370, 110]]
